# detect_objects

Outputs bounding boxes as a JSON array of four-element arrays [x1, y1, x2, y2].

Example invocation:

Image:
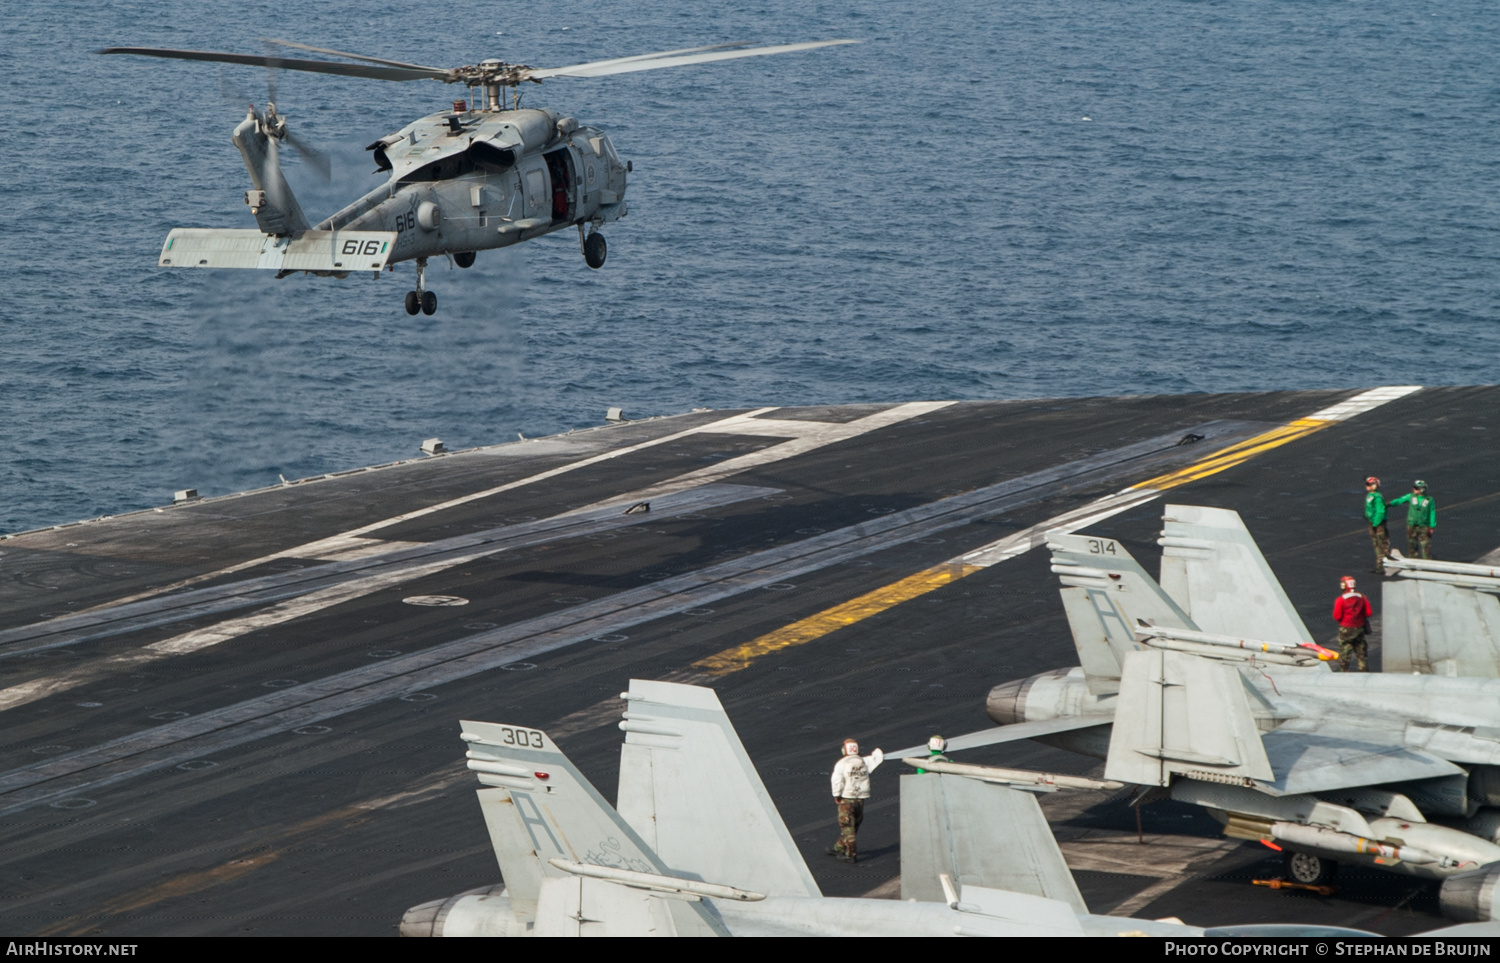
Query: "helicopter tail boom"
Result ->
[[158, 228, 398, 275]]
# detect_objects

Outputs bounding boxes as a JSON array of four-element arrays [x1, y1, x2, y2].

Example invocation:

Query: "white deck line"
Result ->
[[81, 402, 951, 612]]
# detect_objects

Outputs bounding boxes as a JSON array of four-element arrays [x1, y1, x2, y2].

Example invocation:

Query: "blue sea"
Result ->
[[1, 0, 1497, 534]]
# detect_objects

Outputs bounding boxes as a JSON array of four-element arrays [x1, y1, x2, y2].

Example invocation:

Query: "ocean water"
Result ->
[[1, 0, 1497, 533]]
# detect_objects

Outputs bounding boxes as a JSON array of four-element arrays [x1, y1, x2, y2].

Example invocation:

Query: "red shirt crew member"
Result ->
[[1332, 575, 1372, 672]]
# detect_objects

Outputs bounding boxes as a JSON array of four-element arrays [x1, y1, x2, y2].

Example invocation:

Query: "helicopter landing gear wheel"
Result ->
[[404, 291, 420, 315], [584, 232, 607, 269], [1285, 851, 1336, 886], [421, 290, 437, 315], [454, 251, 475, 268]]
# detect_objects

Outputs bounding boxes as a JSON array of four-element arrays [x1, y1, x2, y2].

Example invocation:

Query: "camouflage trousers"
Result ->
[[1369, 523, 1390, 574], [1408, 525, 1433, 560], [1337, 625, 1368, 672], [833, 797, 865, 858]]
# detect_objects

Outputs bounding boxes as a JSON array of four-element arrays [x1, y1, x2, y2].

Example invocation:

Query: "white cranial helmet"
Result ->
[[843, 739, 860, 756], [928, 735, 947, 753]]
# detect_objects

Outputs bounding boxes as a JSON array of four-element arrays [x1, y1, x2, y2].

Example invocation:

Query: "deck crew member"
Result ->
[[828, 739, 883, 863], [1389, 480, 1437, 559], [1332, 574, 1373, 672], [1364, 476, 1391, 575], [915, 735, 949, 774]]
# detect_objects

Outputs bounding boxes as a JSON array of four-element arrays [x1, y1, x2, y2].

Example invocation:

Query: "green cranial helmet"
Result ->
[[1414, 480, 1428, 490]]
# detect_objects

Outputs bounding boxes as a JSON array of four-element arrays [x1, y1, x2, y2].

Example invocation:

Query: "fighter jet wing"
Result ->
[[1384, 579, 1500, 677], [1256, 721, 1465, 796], [900, 773, 1087, 913], [889, 714, 1115, 759]]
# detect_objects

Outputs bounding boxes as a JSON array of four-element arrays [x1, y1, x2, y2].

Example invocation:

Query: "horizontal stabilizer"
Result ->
[[899, 773, 1087, 913], [159, 228, 398, 272], [890, 714, 1114, 758]]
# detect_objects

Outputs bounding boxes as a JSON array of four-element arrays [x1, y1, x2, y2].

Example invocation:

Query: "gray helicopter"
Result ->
[[100, 38, 857, 315]]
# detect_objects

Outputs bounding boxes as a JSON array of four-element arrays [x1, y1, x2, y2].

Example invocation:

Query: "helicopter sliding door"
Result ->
[[543, 149, 576, 224]]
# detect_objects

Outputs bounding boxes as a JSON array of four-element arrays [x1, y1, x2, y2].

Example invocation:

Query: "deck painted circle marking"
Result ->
[[262, 679, 298, 688], [553, 596, 587, 604], [76, 702, 102, 708], [675, 513, 705, 520], [500, 662, 537, 672], [795, 527, 826, 535], [916, 537, 946, 544], [685, 608, 715, 616], [585, 533, 618, 540], [761, 494, 793, 502], [403, 595, 469, 606], [149, 711, 189, 721], [594, 635, 628, 643], [400, 693, 437, 702], [764, 583, 796, 591], [294, 726, 332, 735], [464, 622, 498, 631], [368, 650, 401, 658], [50, 798, 96, 810], [866, 507, 897, 515], [177, 760, 217, 771]]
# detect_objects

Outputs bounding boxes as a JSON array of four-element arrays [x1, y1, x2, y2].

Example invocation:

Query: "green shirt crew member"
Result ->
[[1389, 480, 1436, 560], [1364, 476, 1391, 575], [915, 735, 949, 774]]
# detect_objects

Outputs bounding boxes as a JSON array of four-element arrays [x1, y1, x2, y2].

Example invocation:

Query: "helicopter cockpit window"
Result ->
[[400, 152, 480, 184]]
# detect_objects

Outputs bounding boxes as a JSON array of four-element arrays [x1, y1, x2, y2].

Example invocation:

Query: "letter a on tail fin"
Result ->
[[615, 680, 821, 898], [899, 773, 1086, 912], [1105, 649, 1273, 787], [460, 720, 725, 935], [1159, 505, 1313, 644], [1048, 533, 1195, 695]]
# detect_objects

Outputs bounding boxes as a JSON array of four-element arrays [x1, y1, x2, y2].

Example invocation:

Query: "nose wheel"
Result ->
[[403, 257, 438, 315]]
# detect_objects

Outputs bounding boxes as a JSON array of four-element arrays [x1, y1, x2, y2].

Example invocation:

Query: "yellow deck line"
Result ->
[[691, 417, 1340, 676], [1126, 418, 1331, 492], [692, 564, 979, 675]]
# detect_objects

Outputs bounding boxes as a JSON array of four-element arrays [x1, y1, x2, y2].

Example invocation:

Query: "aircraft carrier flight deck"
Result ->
[[2, 386, 1496, 936]]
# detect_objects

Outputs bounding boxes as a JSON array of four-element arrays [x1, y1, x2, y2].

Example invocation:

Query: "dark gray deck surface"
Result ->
[[2, 387, 1496, 936]]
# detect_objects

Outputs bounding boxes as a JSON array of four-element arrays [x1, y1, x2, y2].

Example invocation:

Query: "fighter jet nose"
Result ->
[[986, 677, 1032, 724]]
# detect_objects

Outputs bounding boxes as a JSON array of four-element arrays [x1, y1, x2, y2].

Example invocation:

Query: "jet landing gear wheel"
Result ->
[[584, 232, 607, 269], [404, 291, 420, 315], [421, 290, 437, 315], [1285, 851, 1337, 885]]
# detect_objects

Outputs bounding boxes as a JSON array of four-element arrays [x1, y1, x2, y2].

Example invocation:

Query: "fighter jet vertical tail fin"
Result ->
[[615, 680, 821, 898], [1105, 649, 1273, 787], [1048, 533, 1196, 694], [1384, 579, 1500, 677], [899, 773, 1087, 913], [1158, 505, 1314, 644], [460, 720, 724, 935]]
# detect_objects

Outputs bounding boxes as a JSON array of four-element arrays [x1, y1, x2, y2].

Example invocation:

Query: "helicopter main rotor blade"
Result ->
[[526, 39, 859, 80], [259, 38, 448, 74], [98, 47, 450, 83]]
